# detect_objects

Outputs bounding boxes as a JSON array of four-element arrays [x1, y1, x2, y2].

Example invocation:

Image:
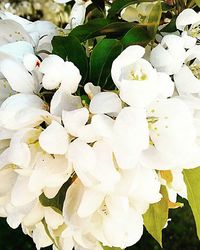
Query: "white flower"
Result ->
[[112, 45, 174, 107], [176, 8, 200, 43], [40, 54, 81, 93], [112, 107, 149, 169], [89, 92, 122, 116], [174, 45, 200, 95], [0, 93, 52, 130], [141, 98, 200, 169], [0, 57, 41, 93], [65, 0, 90, 30], [39, 121, 69, 155], [150, 35, 186, 75]]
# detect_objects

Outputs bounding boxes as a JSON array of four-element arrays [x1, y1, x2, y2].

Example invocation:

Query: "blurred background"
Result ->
[[0, 0, 200, 249]]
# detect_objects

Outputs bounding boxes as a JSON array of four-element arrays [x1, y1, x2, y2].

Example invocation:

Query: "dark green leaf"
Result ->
[[70, 18, 136, 42], [108, 0, 155, 19], [122, 25, 151, 47], [160, 16, 177, 33], [147, 0, 162, 38], [161, 2, 175, 12], [52, 35, 88, 83], [89, 39, 123, 89], [143, 186, 169, 247], [70, 18, 110, 42], [183, 167, 200, 239], [91, 0, 105, 11], [39, 180, 71, 212]]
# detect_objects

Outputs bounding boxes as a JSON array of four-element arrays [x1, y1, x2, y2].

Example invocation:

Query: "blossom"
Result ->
[[39, 54, 81, 92], [111, 45, 174, 107], [150, 35, 186, 75]]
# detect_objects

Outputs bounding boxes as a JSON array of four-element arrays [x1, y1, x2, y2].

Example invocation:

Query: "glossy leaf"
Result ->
[[143, 186, 169, 247], [183, 167, 200, 239], [160, 16, 177, 33], [70, 18, 136, 42], [89, 39, 123, 89], [122, 25, 151, 47], [147, 0, 162, 38], [52, 35, 88, 83]]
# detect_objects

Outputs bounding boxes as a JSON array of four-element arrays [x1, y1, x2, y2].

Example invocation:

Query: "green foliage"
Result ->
[[143, 186, 169, 247], [39, 179, 71, 212], [70, 18, 110, 42], [70, 18, 140, 42], [147, 0, 162, 38], [195, 0, 200, 7], [160, 16, 177, 32], [183, 167, 200, 240], [103, 246, 123, 250], [122, 26, 151, 47], [89, 38, 123, 89], [52, 35, 88, 83]]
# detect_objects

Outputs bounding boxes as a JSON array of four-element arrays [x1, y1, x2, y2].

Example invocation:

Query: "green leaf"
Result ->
[[161, 2, 175, 12], [70, 18, 137, 42], [121, 25, 151, 47], [89, 38, 123, 89], [70, 18, 110, 42], [39, 180, 71, 212], [102, 246, 123, 250], [52, 35, 88, 83], [183, 167, 200, 239], [147, 0, 162, 38], [143, 186, 169, 247], [160, 16, 177, 33], [107, 0, 155, 19], [195, 0, 200, 7]]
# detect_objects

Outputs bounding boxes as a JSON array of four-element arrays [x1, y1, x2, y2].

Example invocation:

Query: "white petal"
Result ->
[[111, 45, 145, 87], [11, 175, 40, 206], [44, 207, 64, 229], [176, 8, 200, 31], [103, 208, 143, 248], [84, 82, 101, 99], [89, 92, 122, 116], [174, 65, 200, 95], [0, 41, 34, 60], [60, 61, 81, 94], [77, 189, 104, 218], [68, 139, 97, 187], [0, 59, 36, 93], [32, 222, 53, 249], [113, 107, 149, 169], [62, 108, 89, 136], [39, 121, 69, 155], [50, 89, 82, 117]]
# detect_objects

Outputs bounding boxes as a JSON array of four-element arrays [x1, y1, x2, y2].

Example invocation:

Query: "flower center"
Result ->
[[129, 69, 148, 81], [187, 23, 200, 38]]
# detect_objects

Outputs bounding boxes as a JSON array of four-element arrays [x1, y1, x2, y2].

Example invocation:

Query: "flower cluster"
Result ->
[[0, 5, 200, 250]]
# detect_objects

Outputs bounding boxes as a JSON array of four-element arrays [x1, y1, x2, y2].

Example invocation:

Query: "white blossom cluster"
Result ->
[[0, 7, 200, 250]]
